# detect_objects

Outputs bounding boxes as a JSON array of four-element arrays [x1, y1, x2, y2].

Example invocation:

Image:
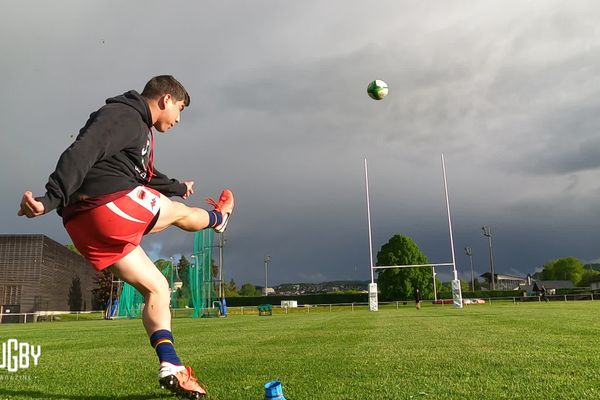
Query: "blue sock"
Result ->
[[207, 210, 223, 228], [150, 329, 182, 366]]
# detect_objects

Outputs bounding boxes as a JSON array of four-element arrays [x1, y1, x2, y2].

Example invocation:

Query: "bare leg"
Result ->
[[110, 193, 228, 332], [110, 246, 171, 336], [108, 192, 223, 397], [149, 194, 211, 234]]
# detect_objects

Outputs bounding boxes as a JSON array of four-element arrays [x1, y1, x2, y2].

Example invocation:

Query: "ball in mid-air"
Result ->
[[367, 80, 389, 100]]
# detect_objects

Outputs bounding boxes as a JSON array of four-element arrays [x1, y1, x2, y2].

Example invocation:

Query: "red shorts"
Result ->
[[64, 186, 161, 271]]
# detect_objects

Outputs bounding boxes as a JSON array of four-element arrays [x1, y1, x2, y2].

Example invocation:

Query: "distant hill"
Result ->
[[275, 280, 370, 294], [319, 280, 370, 286], [584, 263, 600, 272]]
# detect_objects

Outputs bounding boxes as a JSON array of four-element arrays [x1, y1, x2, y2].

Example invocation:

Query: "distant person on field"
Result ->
[[415, 288, 422, 310], [17, 75, 234, 399], [540, 283, 549, 302]]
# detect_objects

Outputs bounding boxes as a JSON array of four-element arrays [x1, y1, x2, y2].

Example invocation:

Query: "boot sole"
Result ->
[[159, 375, 205, 399]]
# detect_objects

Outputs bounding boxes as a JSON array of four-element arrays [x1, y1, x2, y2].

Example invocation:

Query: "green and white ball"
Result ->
[[367, 79, 389, 100]]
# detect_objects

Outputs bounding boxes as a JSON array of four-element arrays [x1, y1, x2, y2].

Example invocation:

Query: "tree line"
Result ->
[[68, 238, 600, 308], [376, 234, 600, 301]]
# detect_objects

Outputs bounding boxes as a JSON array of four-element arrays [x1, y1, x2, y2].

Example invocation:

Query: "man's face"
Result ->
[[155, 94, 186, 132]]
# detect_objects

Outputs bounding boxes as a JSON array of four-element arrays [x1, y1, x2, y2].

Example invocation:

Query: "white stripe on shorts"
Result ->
[[105, 202, 145, 223]]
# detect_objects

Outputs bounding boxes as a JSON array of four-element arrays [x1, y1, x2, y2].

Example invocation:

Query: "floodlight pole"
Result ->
[[108, 273, 115, 319], [482, 226, 495, 290], [169, 257, 176, 308], [264, 255, 271, 296], [465, 246, 475, 291]]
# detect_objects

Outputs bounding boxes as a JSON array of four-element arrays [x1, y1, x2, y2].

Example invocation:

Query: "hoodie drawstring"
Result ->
[[147, 128, 156, 182]]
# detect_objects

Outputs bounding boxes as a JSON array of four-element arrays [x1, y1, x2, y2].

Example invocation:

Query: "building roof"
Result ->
[[480, 272, 527, 281], [496, 274, 527, 281], [539, 280, 573, 289], [519, 280, 573, 291], [587, 275, 600, 283]]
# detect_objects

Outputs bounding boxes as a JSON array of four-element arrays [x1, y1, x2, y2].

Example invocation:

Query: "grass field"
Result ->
[[0, 301, 599, 399]]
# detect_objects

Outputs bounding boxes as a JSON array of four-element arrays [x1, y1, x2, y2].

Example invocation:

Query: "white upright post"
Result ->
[[365, 159, 378, 311], [432, 266, 438, 302], [441, 154, 463, 308], [368, 283, 378, 312]]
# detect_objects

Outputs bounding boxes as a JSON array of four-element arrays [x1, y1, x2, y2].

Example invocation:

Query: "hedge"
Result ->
[[224, 293, 368, 307], [224, 288, 595, 307]]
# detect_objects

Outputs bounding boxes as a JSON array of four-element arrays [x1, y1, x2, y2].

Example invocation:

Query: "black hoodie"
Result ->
[[38, 90, 186, 215]]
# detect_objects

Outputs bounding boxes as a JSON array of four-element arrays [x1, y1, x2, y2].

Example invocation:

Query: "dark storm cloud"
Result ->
[[522, 106, 600, 175], [3, 1, 600, 287]]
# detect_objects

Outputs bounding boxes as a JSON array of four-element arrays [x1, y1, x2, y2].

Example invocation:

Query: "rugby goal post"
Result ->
[[365, 154, 463, 311]]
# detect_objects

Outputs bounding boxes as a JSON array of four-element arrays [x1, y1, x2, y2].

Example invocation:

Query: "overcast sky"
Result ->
[[3, 1, 600, 286]]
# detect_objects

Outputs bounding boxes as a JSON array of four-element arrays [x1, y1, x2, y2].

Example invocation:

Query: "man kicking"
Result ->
[[18, 75, 233, 399]]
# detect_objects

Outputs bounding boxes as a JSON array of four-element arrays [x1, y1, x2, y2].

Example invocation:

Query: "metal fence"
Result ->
[[1, 293, 596, 323]]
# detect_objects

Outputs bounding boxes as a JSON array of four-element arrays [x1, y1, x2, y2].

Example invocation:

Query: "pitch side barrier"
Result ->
[[202, 295, 600, 316], [0, 310, 106, 324], [2, 295, 598, 323]]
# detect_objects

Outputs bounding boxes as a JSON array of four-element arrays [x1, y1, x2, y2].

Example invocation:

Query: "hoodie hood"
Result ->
[[105, 90, 152, 128]]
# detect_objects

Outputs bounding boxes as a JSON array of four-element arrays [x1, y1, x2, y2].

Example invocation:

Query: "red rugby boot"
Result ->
[[159, 364, 207, 399], [206, 189, 234, 233]]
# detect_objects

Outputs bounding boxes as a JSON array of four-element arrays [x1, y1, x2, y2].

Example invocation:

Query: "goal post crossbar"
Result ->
[[372, 263, 454, 270]]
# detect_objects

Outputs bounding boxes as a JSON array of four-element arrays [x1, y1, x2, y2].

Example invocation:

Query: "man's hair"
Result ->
[[141, 75, 190, 106]]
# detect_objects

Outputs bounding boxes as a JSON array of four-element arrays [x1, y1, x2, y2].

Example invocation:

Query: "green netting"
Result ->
[[117, 279, 143, 318], [117, 229, 216, 319], [192, 229, 218, 317]]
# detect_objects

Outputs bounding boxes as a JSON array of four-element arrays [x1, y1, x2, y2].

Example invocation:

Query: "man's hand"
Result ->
[[182, 181, 194, 199], [18, 191, 45, 218]]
